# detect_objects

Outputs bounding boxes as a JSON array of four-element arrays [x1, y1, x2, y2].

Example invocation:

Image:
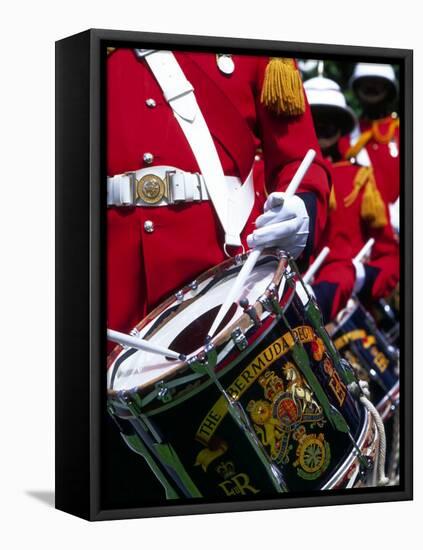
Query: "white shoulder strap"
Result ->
[[350, 125, 372, 167], [135, 49, 254, 249]]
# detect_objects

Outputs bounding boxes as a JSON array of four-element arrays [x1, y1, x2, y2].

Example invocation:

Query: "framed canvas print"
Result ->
[[55, 29, 412, 521]]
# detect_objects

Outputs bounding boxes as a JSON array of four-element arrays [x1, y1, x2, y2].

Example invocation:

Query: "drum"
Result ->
[[371, 285, 400, 347], [107, 250, 378, 500], [330, 298, 400, 422]]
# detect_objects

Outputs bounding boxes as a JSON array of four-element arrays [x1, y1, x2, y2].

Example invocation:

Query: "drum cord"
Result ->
[[358, 381, 389, 486]]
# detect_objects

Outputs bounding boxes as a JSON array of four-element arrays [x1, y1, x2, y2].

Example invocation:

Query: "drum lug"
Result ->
[[188, 280, 198, 291], [175, 290, 184, 302], [259, 284, 282, 315], [239, 298, 262, 328], [231, 327, 248, 351], [186, 341, 218, 375], [155, 380, 172, 403], [358, 456, 374, 479]]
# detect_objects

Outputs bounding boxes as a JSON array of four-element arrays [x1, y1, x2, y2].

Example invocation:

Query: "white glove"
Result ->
[[353, 259, 366, 294], [247, 192, 310, 258]]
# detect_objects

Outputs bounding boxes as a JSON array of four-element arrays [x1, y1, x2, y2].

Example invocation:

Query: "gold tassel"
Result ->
[[329, 186, 337, 210], [260, 58, 305, 116], [107, 47, 116, 56], [344, 166, 370, 208], [361, 169, 388, 229]]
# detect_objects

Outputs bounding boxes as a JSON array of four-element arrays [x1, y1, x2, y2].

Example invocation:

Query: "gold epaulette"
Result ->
[[345, 130, 373, 160], [260, 58, 305, 116], [107, 47, 117, 56], [345, 115, 400, 159], [343, 166, 388, 228], [372, 116, 400, 144]]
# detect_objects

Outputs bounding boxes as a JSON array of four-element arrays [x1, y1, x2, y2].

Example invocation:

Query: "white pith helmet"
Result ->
[[350, 63, 398, 101], [304, 76, 357, 135]]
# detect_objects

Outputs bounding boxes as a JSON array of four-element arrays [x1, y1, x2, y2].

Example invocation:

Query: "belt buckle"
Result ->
[[136, 173, 167, 205]]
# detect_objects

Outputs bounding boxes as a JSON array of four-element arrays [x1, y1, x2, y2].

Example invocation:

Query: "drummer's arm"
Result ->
[[255, 60, 331, 267], [309, 196, 356, 323], [359, 212, 400, 303], [312, 255, 356, 324]]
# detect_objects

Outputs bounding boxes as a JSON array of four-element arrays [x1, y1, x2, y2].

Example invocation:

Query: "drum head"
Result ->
[[107, 253, 286, 393]]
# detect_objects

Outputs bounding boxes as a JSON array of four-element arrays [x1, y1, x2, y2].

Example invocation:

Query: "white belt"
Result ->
[[350, 125, 372, 167], [107, 165, 254, 209]]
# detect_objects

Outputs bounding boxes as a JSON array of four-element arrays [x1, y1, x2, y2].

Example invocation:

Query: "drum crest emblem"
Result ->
[[247, 363, 326, 467], [292, 429, 331, 480]]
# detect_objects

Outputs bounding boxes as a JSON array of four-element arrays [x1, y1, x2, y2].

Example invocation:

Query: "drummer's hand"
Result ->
[[247, 192, 309, 259]]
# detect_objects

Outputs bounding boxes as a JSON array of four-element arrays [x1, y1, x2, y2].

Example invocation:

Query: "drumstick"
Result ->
[[354, 238, 375, 263], [303, 246, 330, 285], [107, 329, 185, 361], [208, 149, 317, 338]]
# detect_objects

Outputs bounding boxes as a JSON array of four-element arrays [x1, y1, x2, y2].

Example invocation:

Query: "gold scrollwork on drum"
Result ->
[[136, 174, 166, 204]]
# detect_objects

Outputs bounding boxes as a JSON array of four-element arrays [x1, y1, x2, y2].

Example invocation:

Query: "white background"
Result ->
[[0, 0, 419, 547]]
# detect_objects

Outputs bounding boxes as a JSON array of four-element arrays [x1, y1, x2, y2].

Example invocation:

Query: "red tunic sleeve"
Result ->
[[255, 58, 331, 261], [360, 205, 400, 302], [311, 164, 357, 322]]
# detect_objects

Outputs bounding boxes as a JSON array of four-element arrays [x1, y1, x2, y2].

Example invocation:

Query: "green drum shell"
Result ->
[[109, 292, 375, 498]]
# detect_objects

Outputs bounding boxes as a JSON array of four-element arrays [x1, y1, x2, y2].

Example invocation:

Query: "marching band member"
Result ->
[[303, 76, 400, 323], [107, 49, 331, 340], [340, 63, 400, 232]]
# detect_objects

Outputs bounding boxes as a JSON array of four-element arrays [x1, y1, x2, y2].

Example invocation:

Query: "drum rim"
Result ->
[[321, 406, 377, 490]]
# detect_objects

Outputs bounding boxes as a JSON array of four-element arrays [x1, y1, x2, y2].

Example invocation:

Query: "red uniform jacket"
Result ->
[[339, 115, 400, 204], [312, 160, 399, 322], [107, 49, 330, 338]]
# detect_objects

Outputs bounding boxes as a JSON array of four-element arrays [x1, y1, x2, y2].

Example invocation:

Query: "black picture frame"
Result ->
[[55, 28, 413, 521]]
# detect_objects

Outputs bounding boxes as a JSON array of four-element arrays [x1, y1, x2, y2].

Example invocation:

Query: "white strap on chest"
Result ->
[[349, 125, 372, 167], [135, 49, 254, 248]]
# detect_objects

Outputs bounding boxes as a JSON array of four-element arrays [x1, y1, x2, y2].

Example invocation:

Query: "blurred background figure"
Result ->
[[302, 73, 399, 323], [341, 63, 400, 233]]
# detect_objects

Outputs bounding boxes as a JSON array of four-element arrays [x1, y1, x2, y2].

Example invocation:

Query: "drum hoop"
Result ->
[[321, 407, 375, 490]]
